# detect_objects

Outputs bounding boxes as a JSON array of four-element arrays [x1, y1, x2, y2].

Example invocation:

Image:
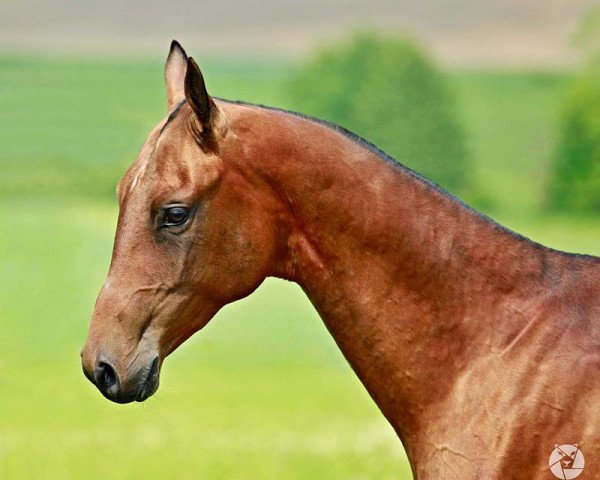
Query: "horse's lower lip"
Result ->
[[136, 357, 160, 402]]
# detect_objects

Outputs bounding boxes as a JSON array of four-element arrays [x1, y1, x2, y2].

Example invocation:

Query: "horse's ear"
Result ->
[[185, 57, 214, 132], [165, 40, 188, 111]]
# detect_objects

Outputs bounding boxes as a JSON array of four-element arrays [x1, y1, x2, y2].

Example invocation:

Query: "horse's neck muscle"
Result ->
[[228, 103, 557, 460]]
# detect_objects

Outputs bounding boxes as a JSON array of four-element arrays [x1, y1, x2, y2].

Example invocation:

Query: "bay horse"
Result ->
[[81, 41, 600, 479]]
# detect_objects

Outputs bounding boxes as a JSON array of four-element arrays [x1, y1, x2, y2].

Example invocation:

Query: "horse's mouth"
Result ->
[[135, 356, 161, 402]]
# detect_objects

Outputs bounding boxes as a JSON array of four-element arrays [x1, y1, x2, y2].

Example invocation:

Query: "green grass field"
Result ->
[[0, 56, 597, 479]]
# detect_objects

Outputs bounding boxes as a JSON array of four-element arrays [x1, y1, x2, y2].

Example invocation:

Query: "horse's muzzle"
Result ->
[[82, 354, 160, 404]]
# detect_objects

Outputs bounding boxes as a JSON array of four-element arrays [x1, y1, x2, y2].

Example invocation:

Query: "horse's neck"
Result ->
[[230, 104, 554, 447]]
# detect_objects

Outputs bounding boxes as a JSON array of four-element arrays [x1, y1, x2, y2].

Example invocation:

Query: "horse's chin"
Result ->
[[134, 378, 160, 403]]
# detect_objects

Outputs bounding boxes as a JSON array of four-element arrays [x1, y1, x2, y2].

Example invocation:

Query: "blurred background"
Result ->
[[1, 1, 600, 479]]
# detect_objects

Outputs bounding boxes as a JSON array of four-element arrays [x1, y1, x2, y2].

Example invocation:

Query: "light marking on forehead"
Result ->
[[130, 168, 143, 190], [129, 143, 152, 192], [129, 100, 187, 193]]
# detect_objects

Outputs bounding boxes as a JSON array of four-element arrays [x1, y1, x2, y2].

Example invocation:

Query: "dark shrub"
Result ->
[[549, 60, 600, 213], [286, 33, 470, 193]]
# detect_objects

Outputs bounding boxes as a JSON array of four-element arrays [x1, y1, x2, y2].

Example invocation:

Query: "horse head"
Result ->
[[81, 41, 288, 403]]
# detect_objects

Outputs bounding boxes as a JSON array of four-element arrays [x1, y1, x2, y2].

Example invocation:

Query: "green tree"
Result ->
[[549, 8, 600, 213], [287, 33, 470, 193]]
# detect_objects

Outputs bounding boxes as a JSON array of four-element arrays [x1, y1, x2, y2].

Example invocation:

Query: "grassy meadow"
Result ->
[[1, 55, 599, 479]]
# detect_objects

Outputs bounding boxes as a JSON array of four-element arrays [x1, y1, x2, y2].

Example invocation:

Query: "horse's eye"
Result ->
[[162, 206, 190, 227]]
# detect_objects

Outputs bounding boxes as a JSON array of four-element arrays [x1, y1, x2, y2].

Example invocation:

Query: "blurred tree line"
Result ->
[[549, 6, 600, 214]]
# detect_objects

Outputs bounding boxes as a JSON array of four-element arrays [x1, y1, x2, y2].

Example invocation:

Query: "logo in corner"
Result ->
[[549, 444, 584, 479]]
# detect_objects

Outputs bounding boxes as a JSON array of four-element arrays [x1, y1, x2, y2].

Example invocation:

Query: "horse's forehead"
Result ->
[[122, 122, 207, 210], [115, 116, 166, 201]]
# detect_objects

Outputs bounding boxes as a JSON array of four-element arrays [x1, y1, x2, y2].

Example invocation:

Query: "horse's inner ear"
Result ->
[[165, 40, 188, 112], [184, 57, 213, 132]]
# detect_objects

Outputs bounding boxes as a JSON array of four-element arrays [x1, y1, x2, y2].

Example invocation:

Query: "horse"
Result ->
[[81, 41, 600, 479]]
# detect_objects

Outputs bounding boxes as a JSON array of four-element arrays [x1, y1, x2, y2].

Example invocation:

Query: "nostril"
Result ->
[[94, 361, 119, 397], [100, 362, 116, 387]]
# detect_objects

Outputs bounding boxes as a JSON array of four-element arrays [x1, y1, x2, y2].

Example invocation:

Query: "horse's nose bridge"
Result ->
[[95, 273, 148, 316], [85, 280, 128, 352], [91, 279, 123, 323], [89, 276, 161, 347]]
